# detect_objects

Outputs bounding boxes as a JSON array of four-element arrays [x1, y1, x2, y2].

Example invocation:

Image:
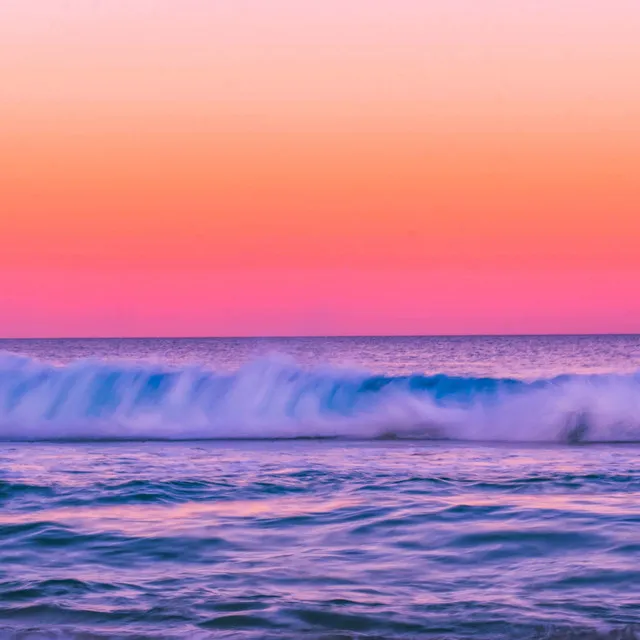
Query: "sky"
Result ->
[[1, 0, 639, 337]]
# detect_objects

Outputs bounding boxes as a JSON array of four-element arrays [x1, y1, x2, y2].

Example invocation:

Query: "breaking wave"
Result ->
[[1, 353, 639, 442]]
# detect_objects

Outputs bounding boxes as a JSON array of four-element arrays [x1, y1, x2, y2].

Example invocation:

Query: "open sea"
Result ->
[[1, 335, 639, 639]]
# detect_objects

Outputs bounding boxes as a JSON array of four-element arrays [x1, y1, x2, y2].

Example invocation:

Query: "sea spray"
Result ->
[[1, 352, 639, 442]]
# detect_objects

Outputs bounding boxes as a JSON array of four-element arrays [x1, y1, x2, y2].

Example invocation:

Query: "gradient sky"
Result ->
[[1, 1, 639, 337]]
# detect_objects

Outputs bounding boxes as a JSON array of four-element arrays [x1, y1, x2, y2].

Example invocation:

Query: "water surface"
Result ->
[[1, 336, 639, 638]]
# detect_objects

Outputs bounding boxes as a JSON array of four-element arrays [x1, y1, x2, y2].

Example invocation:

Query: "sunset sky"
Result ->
[[1, 1, 639, 337]]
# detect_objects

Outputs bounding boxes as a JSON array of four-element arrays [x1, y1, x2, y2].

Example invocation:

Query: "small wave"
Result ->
[[0, 353, 639, 442]]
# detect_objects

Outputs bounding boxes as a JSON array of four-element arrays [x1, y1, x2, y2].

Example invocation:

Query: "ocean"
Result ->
[[0, 335, 639, 639]]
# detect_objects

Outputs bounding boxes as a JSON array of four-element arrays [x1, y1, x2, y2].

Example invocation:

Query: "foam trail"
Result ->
[[0, 353, 639, 442]]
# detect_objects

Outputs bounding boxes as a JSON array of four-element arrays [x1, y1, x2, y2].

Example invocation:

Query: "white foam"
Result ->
[[0, 353, 639, 442]]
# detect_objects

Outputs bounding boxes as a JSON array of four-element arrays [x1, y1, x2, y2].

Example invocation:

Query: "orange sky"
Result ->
[[1, 1, 639, 337]]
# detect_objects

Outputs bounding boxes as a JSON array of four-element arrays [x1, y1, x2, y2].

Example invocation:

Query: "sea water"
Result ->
[[0, 336, 639, 638]]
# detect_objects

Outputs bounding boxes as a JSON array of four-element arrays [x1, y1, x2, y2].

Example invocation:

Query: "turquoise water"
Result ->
[[0, 336, 639, 638]]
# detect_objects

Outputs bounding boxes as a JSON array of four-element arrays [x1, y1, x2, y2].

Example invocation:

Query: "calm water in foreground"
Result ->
[[0, 336, 639, 639]]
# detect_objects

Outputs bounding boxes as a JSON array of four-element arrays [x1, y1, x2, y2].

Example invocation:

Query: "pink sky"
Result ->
[[1, 1, 639, 336]]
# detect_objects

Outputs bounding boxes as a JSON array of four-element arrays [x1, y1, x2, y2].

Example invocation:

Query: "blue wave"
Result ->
[[1, 353, 639, 442]]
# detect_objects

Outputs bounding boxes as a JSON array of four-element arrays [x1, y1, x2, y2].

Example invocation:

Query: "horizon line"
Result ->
[[1, 332, 639, 341]]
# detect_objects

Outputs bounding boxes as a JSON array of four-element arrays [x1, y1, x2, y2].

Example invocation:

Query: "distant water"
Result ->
[[1, 336, 639, 639]]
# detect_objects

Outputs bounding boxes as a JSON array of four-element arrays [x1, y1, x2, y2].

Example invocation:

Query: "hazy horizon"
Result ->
[[2, 332, 640, 341]]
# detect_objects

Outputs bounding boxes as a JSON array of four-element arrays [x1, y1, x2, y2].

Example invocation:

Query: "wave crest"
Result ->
[[0, 353, 639, 442]]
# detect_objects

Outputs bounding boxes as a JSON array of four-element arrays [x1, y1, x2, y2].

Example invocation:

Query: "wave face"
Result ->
[[1, 353, 640, 442]]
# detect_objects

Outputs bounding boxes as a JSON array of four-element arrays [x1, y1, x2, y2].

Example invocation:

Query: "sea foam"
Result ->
[[0, 352, 639, 442]]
